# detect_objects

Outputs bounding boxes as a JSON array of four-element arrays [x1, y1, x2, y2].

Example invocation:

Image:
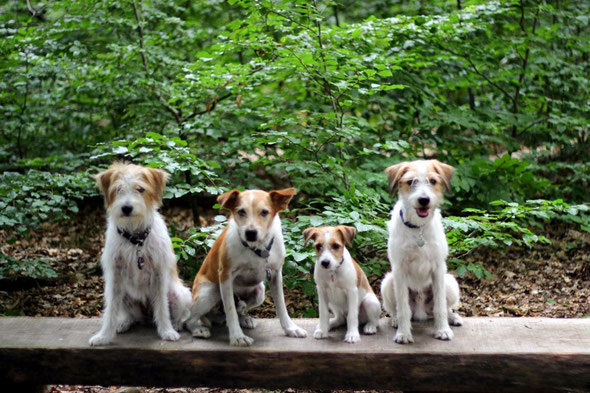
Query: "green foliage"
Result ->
[[1, 0, 588, 286], [0, 252, 58, 280]]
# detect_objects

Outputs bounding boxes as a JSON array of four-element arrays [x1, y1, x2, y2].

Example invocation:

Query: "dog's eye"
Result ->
[[237, 209, 246, 217], [260, 209, 269, 217], [315, 244, 323, 251], [332, 244, 340, 250], [137, 186, 145, 193], [429, 179, 437, 185], [406, 180, 413, 186]]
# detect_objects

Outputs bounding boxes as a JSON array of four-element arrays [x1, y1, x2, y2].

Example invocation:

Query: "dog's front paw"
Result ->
[[435, 327, 454, 340], [230, 334, 254, 347], [89, 333, 113, 346], [313, 328, 328, 339], [394, 331, 414, 344], [363, 323, 378, 335], [116, 319, 134, 334], [285, 325, 308, 338], [344, 331, 360, 344], [239, 315, 257, 329], [159, 328, 181, 341], [191, 325, 211, 338], [449, 313, 463, 326]]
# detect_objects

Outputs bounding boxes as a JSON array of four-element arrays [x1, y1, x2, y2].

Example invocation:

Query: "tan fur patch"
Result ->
[[353, 259, 373, 293]]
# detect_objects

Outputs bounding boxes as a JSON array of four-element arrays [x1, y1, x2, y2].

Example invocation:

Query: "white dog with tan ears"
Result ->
[[89, 162, 192, 346], [381, 159, 462, 344], [304, 226, 381, 344], [185, 188, 307, 346]]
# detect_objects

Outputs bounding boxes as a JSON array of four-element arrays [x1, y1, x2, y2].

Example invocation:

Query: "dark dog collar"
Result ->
[[241, 236, 275, 259], [399, 209, 421, 229], [117, 226, 151, 269]]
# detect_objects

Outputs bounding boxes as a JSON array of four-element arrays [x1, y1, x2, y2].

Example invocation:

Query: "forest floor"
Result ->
[[1, 205, 589, 393]]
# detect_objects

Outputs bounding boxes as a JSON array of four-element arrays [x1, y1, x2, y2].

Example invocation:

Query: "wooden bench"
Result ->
[[0, 317, 589, 392]]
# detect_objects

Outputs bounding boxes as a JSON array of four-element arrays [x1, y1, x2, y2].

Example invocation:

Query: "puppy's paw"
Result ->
[[435, 327, 454, 341], [230, 334, 254, 347], [159, 328, 181, 341], [285, 325, 308, 338], [313, 328, 328, 339], [390, 317, 398, 328], [191, 326, 211, 338], [363, 323, 378, 335], [393, 331, 414, 344], [412, 311, 428, 322], [344, 331, 360, 344], [449, 313, 463, 326], [89, 333, 113, 346], [239, 315, 257, 329]]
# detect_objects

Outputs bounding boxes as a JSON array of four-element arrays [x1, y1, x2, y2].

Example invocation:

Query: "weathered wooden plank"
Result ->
[[0, 317, 588, 392]]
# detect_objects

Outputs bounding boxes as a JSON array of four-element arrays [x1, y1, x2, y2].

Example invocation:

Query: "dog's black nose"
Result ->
[[121, 205, 133, 216], [418, 197, 430, 207], [245, 229, 257, 242], [321, 260, 330, 268]]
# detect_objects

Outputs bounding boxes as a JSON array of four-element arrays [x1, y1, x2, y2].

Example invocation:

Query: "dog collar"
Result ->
[[241, 236, 275, 259], [399, 210, 426, 247], [399, 209, 421, 229], [117, 226, 151, 269]]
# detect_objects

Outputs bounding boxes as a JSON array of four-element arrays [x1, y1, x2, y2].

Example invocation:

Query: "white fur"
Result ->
[[313, 244, 381, 344], [381, 160, 462, 344], [186, 214, 307, 346], [89, 172, 191, 346]]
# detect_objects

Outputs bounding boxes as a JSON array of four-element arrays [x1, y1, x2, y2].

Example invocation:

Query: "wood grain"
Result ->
[[0, 317, 588, 392]]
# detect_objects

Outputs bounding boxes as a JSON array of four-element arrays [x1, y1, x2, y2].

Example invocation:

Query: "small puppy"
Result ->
[[89, 162, 192, 346], [304, 226, 380, 343], [381, 159, 462, 344], [186, 188, 307, 346]]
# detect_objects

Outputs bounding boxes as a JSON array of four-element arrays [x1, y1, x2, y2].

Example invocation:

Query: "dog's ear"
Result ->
[[432, 160, 454, 192], [217, 189, 241, 211], [385, 162, 409, 194], [336, 225, 356, 246], [303, 227, 319, 246], [269, 188, 296, 212], [95, 166, 118, 206], [145, 167, 169, 200]]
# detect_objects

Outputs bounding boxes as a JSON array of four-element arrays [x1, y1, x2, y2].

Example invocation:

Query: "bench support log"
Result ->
[[0, 317, 588, 392]]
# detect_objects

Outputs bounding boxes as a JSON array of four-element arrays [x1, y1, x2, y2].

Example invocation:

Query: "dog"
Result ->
[[380, 159, 462, 344], [304, 226, 380, 343], [185, 188, 308, 346], [89, 162, 192, 346]]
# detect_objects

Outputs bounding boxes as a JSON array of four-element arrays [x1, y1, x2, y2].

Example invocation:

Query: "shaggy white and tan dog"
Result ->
[[89, 162, 191, 346], [185, 188, 307, 346], [381, 159, 462, 344]]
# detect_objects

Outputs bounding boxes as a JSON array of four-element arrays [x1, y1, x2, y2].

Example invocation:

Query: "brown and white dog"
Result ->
[[185, 188, 307, 346], [89, 162, 192, 346], [304, 226, 380, 343], [380, 159, 462, 344]]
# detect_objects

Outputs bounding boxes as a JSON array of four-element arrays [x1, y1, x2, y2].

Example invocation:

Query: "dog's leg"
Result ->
[[344, 287, 360, 343], [187, 282, 220, 338], [445, 273, 463, 326], [220, 277, 253, 346], [362, 293, 380, 335], [380, 272, 398, 328], [392, 268, 414, 344], [269, 268, 307, 338], [152, 273, 180, 341], [89, 268, 122, 346], [169, 279, 192, 331], [313, 287, 330, 339], [328, 310, 346, 331], [432, 267, 453, 340], [238, 282, 264, 329]]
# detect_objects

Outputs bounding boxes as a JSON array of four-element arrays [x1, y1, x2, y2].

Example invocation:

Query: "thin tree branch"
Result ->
[[26, 0, 46, 21]]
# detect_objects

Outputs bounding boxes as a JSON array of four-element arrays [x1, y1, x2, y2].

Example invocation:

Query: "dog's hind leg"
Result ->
[[186, 281, 220, 338], [361, 293, 380, 335], [238, 282, 265, 329], [380, 272, 398, 328]]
